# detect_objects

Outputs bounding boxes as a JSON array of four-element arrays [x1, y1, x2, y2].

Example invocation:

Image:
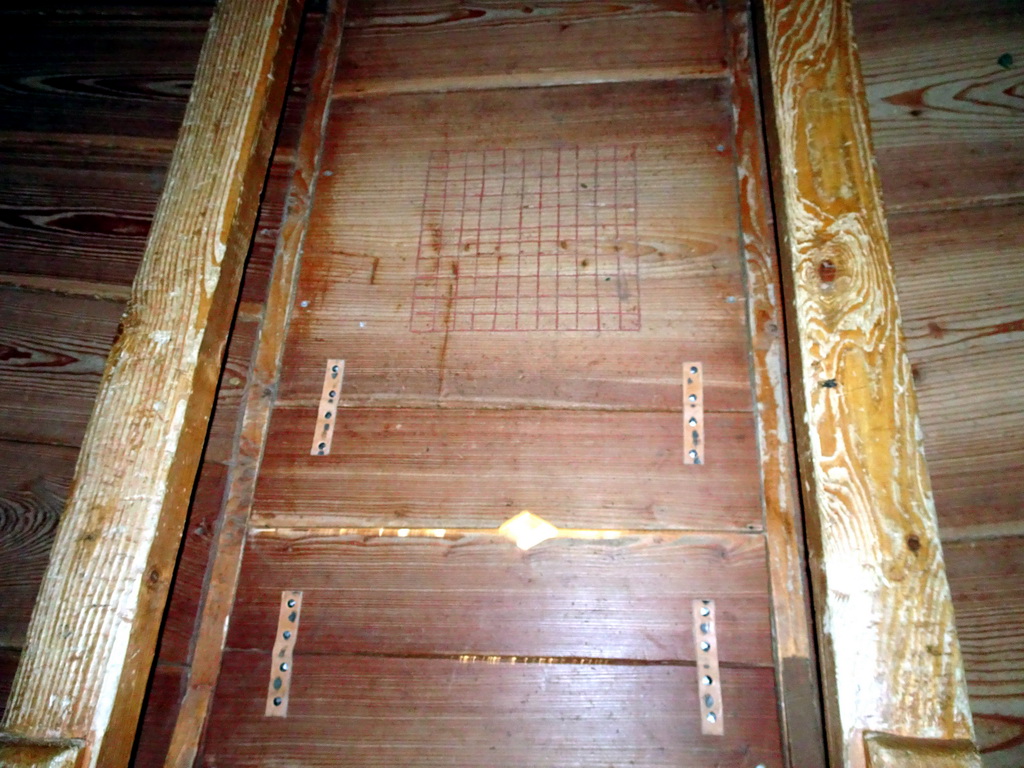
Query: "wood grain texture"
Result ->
[[0, 144, 167, 288], [0, 11, 207, 140], [254, 407, 763, 530], [0, 441, 76, 651], [152, 461, 228, 668], [230, 531, 773, 664], [239, 159, 291, 307], [887, 204, 1024, 539], [0, 142, 291, 309], [130, 663, 185, 768], [852, 0, 1024, 213], [945, 537, 1024, 768], [0, 292, 252, 462], [107, 465, 227, 768], [758, 0, 977, 763], [286, 79, 751, 412], [0, 4, 217, 18], [163, 5, 346, 765], [0, 287, 122, 447], [334, 0, 727, 97], [0, 649, 18, 723], [726, 3, 825, 765], [239, 12, 328, 306], [0, 0, 302, 765], [203, 654, 783, 767], [863, 732, 982, 768], [201, 319, 258, 466]]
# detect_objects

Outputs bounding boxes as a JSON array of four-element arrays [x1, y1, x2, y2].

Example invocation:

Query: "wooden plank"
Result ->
[[725, 4, 826, 765], [0, 648, 18, 723], [887, 205, 1024, 540], [0, 441, 76, 651], [0, 287, 122, 447], [0, 12, 207, 140], [240, 158, 291, 307], [0, 5, 217, 18], [241, 12, 329, 306], [944, 536, 1024, 768], [130, 663, 186, 768], [0, 0, 302, 764], [335, 0, 727, 97], [0, 145, 167, 288], [0, 9, 318, 305], [0, 142, 289, 308], [229, 531, 773, 665], [254, 407, 763, 530], [275, 12, 328, 151], [163, 4, 347, 764], [204, 654, 784, 767], [852, 0, 1024, 213], [202, 319, 259, 465], [0, 320, 258, 659], [152, 461, 228, 667], [285, 80, 752, 412], [0, 451, 225, 751], [757, 0, 979, 764]]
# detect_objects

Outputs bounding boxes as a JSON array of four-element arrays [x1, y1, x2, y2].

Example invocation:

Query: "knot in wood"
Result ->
[[817, 258, 838, 284]]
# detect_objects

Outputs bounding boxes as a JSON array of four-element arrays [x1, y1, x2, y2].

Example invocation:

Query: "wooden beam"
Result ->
[[0, 0, 302, 765], [863, 731, 982, 768], [755, 1, 981, 766], [725, 4, 827, 766], [162, 1, 347, 763]]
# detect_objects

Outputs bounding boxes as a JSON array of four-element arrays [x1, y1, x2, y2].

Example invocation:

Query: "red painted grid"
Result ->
[[411, 146, 641, 332]]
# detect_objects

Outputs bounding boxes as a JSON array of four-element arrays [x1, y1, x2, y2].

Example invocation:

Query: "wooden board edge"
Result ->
[[0, 1, 304, 766], [861, 730, 982, 768], [331, 66, 728, 100], [725, 4, 826, 766], [161, 3, 349, 766], [754, 0, 978, 765]]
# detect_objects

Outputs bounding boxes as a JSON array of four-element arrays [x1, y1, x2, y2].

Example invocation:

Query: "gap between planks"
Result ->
[[886, 191, 1024, 217], [273, 397, 754, 414], [225, 647, 775, 670], [247, 526, 768, 540], [331, 66, 728, 100]]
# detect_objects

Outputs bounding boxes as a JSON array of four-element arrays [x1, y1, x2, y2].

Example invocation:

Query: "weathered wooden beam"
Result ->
[[725, 4, 827, 766], [163, 1, 347, 763], [863, 731, 982, 768], [755, 1, 981, 766], [0, 0, 302, 765]]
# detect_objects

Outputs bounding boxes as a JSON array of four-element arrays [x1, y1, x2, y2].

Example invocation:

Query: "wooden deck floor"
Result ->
[[194, 1, 813, 764]]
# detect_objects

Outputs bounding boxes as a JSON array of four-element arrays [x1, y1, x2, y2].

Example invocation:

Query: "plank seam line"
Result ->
[[220, 648, 776, 670], [330, 68, 729, 100]]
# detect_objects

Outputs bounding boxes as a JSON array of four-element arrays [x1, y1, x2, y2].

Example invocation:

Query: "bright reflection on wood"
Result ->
[[498, 511, 559, 550]]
